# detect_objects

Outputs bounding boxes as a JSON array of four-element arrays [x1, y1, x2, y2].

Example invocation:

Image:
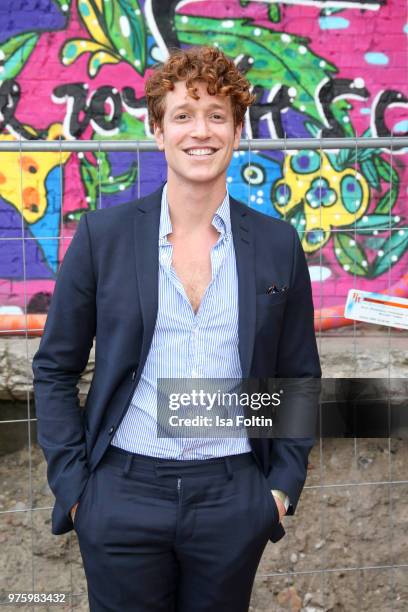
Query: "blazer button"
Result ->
[[131, 370, 136, 380], [108, 426, 115, 435]]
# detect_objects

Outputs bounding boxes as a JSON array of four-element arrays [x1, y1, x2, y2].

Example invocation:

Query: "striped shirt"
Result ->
[[111, 183, 251, 459]]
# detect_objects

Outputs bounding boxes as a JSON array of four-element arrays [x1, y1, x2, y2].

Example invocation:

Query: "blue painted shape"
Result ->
[[341, 176, 363, 214], [394, 120, 408, 134], [0, 0, 65, 44], [404, 23, 408, 34], [364, 52, 389, 65], [319, 17, 350, 30], [28, 166, 62, 273], [226, 151, 282, 218], [0, 196, 54, 278], [291, 150, 321, 174]]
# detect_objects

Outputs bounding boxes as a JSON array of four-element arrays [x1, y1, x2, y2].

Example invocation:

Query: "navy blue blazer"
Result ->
[[32, 184, 321, 541]]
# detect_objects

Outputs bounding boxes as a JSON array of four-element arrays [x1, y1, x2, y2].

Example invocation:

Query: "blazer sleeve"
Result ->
[[266, 224, 321, 514], [32, 213, 96, 524]]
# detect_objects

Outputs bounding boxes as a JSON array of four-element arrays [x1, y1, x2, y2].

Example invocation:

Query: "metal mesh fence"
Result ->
[[0, 136, 407, 610]]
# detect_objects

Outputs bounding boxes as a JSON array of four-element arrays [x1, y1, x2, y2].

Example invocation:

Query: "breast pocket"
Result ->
[[256, 292, 288, 308], [255, 292, 287, 338]]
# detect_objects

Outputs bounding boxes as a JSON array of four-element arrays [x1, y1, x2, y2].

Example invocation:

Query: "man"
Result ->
[[33, 46, 321, 611]]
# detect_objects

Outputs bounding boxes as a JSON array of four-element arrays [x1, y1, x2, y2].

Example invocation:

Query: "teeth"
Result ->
[[187, 148, 215, 156]]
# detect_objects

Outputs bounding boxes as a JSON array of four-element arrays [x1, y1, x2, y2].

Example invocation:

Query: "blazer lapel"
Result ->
[[133, 186, 162, 373], [230, 197, 257, 378]]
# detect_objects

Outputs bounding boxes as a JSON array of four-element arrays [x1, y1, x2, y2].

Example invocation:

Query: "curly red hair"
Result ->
[[145, 46, 255, 131]]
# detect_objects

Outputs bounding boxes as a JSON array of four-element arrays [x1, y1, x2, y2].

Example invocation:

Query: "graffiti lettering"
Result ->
[[318, 78, 369, 138], [371, 90, 408, 145], [249, 84, 292, 139], [1, 78, 407, 147], [53, 84, 122, 138], [89, 86, 122, 136], [52, 83, 91, 138], [0, 80, 38, 140]]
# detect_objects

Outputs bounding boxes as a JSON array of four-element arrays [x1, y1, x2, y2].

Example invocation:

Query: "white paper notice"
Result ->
[[344, 289, 408, 330]]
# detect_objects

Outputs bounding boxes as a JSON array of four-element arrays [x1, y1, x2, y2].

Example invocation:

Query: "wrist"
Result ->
[[271, 489, 290, 512]]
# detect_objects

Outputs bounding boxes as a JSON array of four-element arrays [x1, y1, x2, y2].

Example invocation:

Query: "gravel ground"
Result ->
[[1, 327, 407, 610], [0, 438, 407, 612]]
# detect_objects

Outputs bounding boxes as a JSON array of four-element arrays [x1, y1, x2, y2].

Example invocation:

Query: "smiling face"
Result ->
[[153, 80, 242, 191]]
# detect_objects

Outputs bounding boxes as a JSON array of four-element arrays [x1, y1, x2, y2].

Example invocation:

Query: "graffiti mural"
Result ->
[[0, 0, 407, 329]]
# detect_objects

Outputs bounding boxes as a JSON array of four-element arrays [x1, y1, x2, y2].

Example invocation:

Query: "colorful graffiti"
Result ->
[[0, 0, 407, 330]]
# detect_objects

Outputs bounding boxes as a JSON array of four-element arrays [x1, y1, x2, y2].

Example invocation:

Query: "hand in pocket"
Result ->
[[70, 502, 79, 523]]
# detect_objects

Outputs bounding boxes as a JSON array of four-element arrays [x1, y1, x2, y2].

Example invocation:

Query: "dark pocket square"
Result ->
[[266, 284, 288, 295]]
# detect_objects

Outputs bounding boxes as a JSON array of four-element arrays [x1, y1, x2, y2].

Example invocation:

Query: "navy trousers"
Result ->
[[74, 446, 280, 612]]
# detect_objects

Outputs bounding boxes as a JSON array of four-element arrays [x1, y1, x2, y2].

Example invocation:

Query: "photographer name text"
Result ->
[[168, 415, 273, 428]]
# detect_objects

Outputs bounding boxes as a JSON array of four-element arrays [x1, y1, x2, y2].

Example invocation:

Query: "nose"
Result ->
[[190, 117, 210, 138]]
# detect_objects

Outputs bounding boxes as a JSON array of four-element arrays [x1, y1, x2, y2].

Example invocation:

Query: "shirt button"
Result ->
[[191, 370, 199, 378], [108, 426, 115, 435]]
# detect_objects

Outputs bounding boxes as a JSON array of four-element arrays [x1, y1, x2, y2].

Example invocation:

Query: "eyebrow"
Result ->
[[171, 103, 228, 113]]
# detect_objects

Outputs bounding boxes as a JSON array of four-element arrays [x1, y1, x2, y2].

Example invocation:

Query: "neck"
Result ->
[[166, 175, 227, 233]]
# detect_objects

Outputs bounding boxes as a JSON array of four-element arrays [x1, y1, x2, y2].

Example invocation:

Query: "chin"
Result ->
[[182, 171, 223, 183]]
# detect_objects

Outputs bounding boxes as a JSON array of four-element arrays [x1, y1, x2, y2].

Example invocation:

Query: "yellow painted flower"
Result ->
[[61, 0, 146, 77], [0, 123, 71, 225], [273, 150, 370, 253]]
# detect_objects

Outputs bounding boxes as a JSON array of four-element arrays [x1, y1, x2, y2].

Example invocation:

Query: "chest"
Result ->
[[170, 231, 218, 314]]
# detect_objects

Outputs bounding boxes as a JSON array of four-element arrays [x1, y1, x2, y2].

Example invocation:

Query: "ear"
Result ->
[[153, 123, 165, 151], [233, 122, 243, 150]]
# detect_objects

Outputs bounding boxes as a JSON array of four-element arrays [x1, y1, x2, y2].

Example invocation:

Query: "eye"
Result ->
[[211, 114, 224, 120], [175, 113, 188, 120]]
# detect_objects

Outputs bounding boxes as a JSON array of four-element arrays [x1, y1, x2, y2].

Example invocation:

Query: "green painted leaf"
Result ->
[[365, 236, 387, 250], [93, 111, 147, 140], [371, 229, 408, 277], [375, 183, 399, 214], [337, 147, 355, 169], [100, 162, 138, 194], [360, 159, 380, 191], [268, 5, 281, 22], [335, 147, 377, 170], [286, 206, 306, 234], [353, 214, 398, 231], [333, 232, 368, 276], [175, 14, 338, 126], [103, 0, 146, 73], [357, 148, 379, 162], [86, 145, 139, 196], [79, 156, 99, 211], [374, 156, 399, 186], [330, 98, 354, 137], [0, 32, 39, 80], [79, 149, 139, 207], [325, 151, 340, 169], [304, 121, 320, 138]]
